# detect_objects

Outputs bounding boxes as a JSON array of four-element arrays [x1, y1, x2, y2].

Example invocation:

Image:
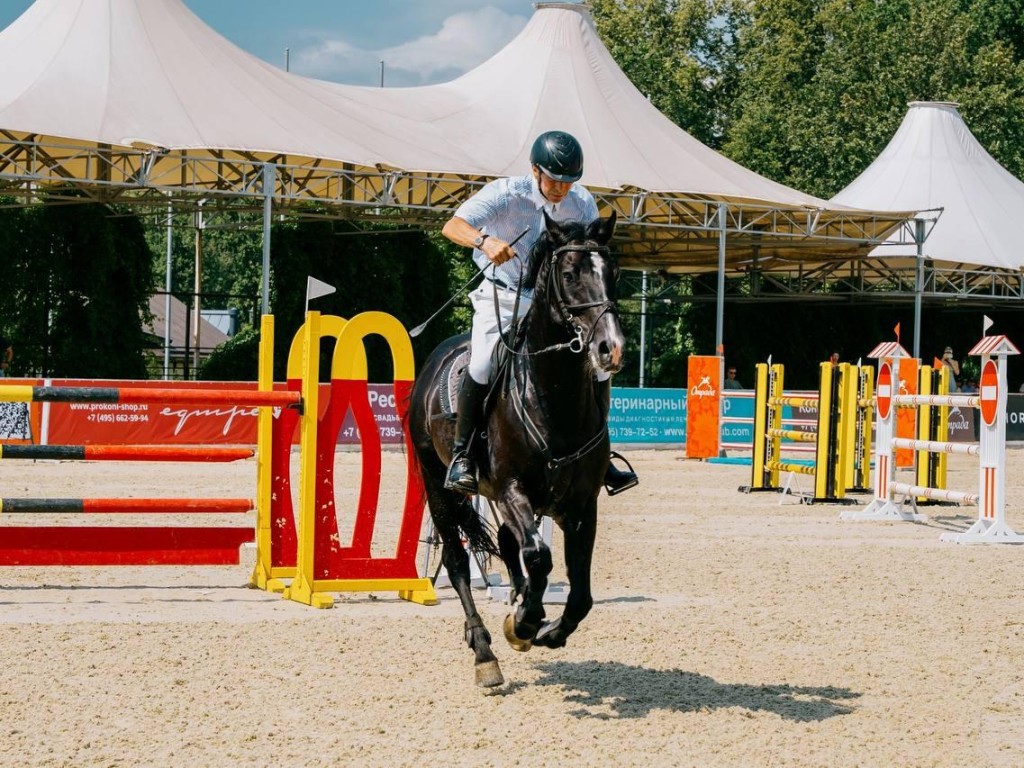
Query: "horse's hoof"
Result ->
[[475, 660, 504, 688], [533, 620, 566, 649], [503, 614, 532, 652]]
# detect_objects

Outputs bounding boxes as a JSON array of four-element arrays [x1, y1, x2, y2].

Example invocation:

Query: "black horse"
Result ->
[[408, 211, 624, 688]]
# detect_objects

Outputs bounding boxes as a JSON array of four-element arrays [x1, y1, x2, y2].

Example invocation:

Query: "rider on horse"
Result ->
[[440, 130, 638, 496]]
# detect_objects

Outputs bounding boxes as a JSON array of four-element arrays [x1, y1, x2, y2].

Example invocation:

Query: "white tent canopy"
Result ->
[[0, 0, 835, 207], [0, 0, 909, 252], [831, 101, 1024, 272]]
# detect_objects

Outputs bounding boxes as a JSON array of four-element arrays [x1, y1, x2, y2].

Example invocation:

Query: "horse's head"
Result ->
[[526, 210, 624, 374]]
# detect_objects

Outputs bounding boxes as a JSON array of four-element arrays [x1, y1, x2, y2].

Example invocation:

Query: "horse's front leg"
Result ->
[[534, 497, 597, 649], [498, 483, 550, 652], [439, 534, 504, 687]]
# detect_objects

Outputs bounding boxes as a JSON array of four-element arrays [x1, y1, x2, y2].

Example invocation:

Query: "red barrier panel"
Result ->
[[0, 527, 254, 566]]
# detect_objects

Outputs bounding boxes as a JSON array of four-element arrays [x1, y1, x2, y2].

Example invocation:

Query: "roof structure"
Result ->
[[0, 0, 912, 275], [145, 294, 230, 353], [867, 341, 912, 360], [969, 335, 1020, 357], [831, 102, 1024, 301]]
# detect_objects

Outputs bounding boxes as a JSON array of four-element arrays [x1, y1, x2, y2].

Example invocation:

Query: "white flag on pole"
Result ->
[[983, 315, 994, 335], [305, 276, 336, 314], [306, 276, 336, 303]]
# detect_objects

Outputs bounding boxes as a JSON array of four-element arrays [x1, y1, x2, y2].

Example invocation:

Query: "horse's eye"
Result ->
[[562, 271, 576, 285]]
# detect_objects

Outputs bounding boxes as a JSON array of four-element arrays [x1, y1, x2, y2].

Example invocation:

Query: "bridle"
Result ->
[[496, 241, 618, 357], [546, 242, 618, 354]]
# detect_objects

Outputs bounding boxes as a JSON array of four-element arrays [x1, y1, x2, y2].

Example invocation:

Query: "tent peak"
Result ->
[[534, 2, 591, 14], [908, 100, 961, 110]]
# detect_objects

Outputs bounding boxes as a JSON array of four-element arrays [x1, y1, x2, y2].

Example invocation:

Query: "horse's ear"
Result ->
[[542, 209, 567, 244], [588, 209, 617, 245]]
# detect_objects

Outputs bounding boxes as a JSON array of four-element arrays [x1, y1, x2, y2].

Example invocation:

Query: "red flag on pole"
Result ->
[[894, 322, 901, 342]]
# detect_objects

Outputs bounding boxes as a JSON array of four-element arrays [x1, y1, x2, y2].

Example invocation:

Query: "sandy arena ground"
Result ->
[[1, 448, 1023, 767]]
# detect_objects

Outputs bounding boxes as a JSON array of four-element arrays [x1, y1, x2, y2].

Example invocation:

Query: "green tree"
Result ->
[[589, 0, 747, 148], [726, 0, 1024, 196], [1, 198, 153, 378], [199, 217, 461, 382]]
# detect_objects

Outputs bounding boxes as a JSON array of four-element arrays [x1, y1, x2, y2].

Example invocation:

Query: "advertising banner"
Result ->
[[8, 380, 1011, 450], [607, 387, 686, 444], [1006, 394, 1024, 441], [685, 356, 722, 459]]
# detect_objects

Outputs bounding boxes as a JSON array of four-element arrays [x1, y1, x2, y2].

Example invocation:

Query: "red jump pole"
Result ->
[[0, 498, 254, 514], [0, 445, 255, 462]]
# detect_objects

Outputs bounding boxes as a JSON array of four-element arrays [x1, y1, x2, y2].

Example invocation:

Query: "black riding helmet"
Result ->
[[530, 130, 584, 182]]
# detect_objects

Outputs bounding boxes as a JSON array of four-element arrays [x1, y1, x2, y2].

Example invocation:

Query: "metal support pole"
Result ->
[[913, 218, 925, 360], [639, 270, 648, 388], [261, 163, 276, 316], [163, 200, 173, 380], [192, 201, 205, 375], [715, 202, 727, 355]]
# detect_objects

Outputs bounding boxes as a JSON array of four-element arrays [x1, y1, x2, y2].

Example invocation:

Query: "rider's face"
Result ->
[[533, 166, 573, 204]]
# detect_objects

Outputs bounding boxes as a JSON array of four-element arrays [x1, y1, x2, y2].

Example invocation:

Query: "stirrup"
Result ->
[[445, 450, 478, 494], [604, 451, 638, 496]]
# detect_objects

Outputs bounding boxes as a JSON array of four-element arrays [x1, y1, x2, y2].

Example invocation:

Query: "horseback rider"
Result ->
[[440, 129, 638, 496]]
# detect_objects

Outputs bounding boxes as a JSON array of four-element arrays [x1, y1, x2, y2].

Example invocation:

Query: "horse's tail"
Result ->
[[459, 498, 501, 558]]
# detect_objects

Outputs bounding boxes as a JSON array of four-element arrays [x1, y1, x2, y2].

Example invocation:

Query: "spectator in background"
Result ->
[[960, 379, 978, 394], [0, 334, 11, 377], [723, 366, 743, 389], [829, 351, 841, 367], [941, 346, 960, 392]]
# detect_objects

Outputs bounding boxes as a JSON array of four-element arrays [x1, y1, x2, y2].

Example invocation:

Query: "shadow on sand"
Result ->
[[525, 660, 860, 721]]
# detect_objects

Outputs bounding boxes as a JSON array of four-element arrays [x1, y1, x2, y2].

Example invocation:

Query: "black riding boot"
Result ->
[[597, 379, 639, 496], [445, 374, 489, 494]]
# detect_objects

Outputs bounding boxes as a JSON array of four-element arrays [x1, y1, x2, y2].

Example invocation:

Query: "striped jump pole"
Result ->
[[0, 384, 300, 408], [0, 498, 254, 514], [844, 334, 1024, 544], [0, 445, 254, 462]]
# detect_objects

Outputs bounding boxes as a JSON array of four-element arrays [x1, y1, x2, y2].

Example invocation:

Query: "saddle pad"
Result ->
[[439, 350, 471, 416]]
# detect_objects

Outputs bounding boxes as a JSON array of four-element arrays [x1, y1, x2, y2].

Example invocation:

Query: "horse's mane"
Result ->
[[521, 219, 590, 292]]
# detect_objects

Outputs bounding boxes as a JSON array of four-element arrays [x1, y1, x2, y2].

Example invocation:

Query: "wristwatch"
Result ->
[[472, 233, 489, 248]]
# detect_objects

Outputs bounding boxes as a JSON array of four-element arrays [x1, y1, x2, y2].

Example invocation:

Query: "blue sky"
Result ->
[[0, 1, 537, 86]]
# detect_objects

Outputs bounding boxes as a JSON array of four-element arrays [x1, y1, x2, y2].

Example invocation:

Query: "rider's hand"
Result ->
[[482, 238, 516, 266]]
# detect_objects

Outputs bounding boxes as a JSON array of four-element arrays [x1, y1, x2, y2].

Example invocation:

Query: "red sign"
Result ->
[[980, 359, 999, 426], [877, 362, 892, 420]]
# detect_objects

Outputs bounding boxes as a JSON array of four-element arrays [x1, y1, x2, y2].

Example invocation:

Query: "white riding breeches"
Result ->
[[466, 281, 611, 385], [467, 281, 530, 385]]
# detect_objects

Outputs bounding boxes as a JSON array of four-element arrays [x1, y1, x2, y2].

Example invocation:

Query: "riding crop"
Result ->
[[408, 227, 529, 338]]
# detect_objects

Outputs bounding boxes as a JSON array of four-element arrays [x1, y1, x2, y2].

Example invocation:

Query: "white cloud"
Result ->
[[292, 7, 527, 86]]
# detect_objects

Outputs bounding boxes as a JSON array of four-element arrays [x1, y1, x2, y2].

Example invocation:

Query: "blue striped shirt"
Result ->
[[454, 175, 599, 296]]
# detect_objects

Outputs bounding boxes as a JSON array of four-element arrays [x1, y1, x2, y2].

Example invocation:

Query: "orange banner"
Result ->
[[895, 359, 919, 467], [685, 356, 721, 459]]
